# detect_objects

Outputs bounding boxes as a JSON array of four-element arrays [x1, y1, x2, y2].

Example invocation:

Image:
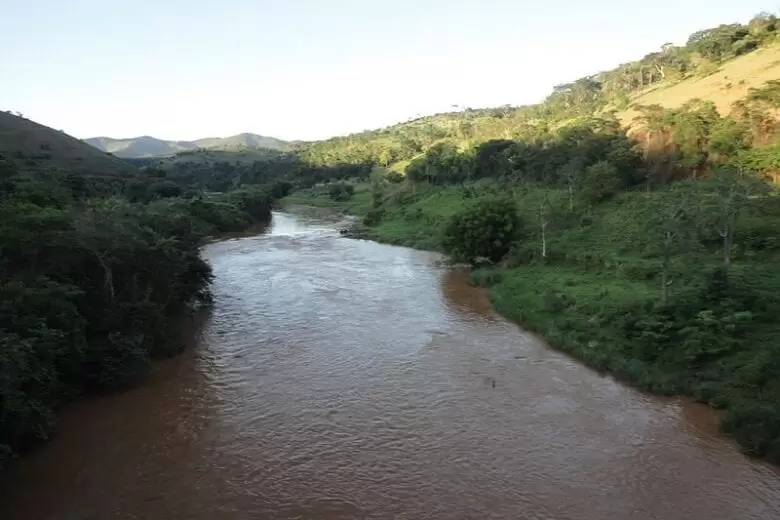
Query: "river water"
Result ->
[[2, 211, 780, 520]]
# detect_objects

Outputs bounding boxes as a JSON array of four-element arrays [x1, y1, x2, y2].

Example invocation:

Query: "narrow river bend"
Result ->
[[2, 211, 780, 520]]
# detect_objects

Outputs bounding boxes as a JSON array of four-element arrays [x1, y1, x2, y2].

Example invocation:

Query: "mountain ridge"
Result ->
[[84, 132, 291, 158]]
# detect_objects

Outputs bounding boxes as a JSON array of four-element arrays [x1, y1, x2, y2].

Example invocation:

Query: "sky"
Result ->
[[2, 0, 777, 141]]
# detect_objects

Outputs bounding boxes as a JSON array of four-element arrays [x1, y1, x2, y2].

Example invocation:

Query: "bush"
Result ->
[[579, 161, 621, 204], [328, 183, 355, 201], [267, 180, 293, 199], [442, 197, 521, 265], [363, 208, 384, 226], [386, 171, 404, 183], [469, 268, 504, 287]]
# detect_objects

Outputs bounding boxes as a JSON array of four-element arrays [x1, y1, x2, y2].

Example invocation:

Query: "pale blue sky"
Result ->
[[2, 0, 776, 141]]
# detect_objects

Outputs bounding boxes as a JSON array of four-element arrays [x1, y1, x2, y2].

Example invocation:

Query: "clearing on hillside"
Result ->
[[620, 42, 780, 126]]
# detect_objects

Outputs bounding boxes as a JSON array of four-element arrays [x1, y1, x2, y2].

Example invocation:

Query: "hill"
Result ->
[[293, 14, 780, 180], [128, 147, 302, 193], [85, 136, 195, 158], [0, 112, 136, 177], [619, 41, 780, 127], [85, 133, 290, 158], [192, 133, 290, 152]]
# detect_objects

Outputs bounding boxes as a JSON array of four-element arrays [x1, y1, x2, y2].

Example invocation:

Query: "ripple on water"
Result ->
[[1, 212, 780, 520]]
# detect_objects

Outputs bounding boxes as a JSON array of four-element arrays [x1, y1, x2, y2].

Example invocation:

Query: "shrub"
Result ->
[[328, 183, 355, 201], [442, 197, 521, 265], [363, 208, 384, 226], [579, 161, 621, 204]]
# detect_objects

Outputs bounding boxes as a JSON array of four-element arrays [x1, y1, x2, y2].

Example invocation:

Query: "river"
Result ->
[[2, 211, 780, 520]]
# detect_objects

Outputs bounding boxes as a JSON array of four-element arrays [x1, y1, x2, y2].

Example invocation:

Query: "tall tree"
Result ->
[[700, 166, 769, 274], [647, 186, 699, 303]]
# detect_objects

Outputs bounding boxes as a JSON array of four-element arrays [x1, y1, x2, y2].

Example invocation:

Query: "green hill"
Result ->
[[291, 15, 780, 181], [0, 111, 136, 178]]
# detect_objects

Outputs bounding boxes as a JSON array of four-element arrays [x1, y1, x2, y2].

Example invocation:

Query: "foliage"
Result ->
[[490, 264, 780, 461], [328, 183, 355, 201], [442, 197, 521, 265], [284, 14, 778, 189], [0, 164, 277, 469], [578, 161, 621, 204]]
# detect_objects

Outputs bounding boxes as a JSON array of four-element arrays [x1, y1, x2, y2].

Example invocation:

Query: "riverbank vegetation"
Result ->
[[280, 15, 780, 462], [5, 12, 780, 468], [287, 166, 780, 463], [0, 149, 278, 469]]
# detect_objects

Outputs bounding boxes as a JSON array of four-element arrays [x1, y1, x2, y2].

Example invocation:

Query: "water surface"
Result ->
[[2, 212, 779, 520]]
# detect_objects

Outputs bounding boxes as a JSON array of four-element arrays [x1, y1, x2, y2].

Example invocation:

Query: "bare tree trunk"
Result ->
[[720, 223, 734, 273], [540, 205, 548, 262], [95, 253, 115, 302], [661, 232, 674, 304], [661, 267, 669, 305]]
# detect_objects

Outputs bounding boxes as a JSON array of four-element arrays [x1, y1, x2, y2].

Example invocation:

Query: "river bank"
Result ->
[[282, 183, 780, 463]]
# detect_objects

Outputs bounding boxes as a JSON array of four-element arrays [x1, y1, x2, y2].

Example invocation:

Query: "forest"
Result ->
[[281, 13, 780, 462], [0, 153, 285, 469]]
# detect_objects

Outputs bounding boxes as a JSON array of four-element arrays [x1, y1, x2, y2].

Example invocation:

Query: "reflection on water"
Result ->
[[2, 212, 780, 520]]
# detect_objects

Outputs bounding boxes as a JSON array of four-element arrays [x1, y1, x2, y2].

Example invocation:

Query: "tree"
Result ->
[[537, 195, 555, 262], [561, 157, 583, 211], [148, 180, 182, 199], [708, 117, 750, 160], [0, 156, 15, 199], [442, 197, 521, 265], [328, 183, 354, 201], [579, 161, 621, 204], [700, 166, 769, 273], [664, 100, 719, 178], [647, 187, 699, 304]]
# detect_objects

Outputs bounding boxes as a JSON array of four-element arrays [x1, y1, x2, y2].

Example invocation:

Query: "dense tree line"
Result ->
[[288, 14, 779, 179], [0, 156, 275, 469], [127, 150, 372, 195]]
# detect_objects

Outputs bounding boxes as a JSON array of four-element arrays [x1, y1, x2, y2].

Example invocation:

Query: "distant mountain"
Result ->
[[192, 133, 290, 151], [0, 112, 136, 177], [84, 133, 290, 158]]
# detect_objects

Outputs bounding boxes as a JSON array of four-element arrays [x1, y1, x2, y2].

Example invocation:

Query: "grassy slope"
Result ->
[[0, 112, 136, 178], [282, 184, 375, 214], [619, 42, 780, 127]]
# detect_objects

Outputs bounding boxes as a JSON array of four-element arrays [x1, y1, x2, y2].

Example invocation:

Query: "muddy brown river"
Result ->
[[2, 211, 780, 520]]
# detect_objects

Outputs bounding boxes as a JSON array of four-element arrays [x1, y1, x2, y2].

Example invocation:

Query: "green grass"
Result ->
[[491, 262, 780, 462], [282, 184, 374, 214], [489, 266, 681, 392]]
